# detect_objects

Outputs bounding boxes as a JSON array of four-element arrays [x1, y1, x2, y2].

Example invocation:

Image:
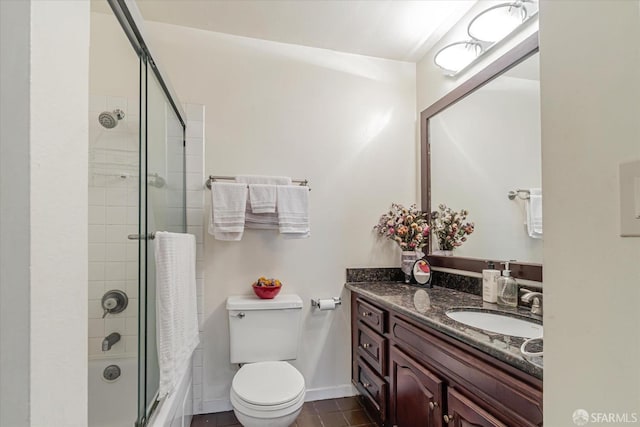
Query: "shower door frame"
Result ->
[[106, 1, 187, 425]]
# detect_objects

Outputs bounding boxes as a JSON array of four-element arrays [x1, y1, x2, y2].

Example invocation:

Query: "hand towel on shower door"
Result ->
[[154, 231, 200, 398]]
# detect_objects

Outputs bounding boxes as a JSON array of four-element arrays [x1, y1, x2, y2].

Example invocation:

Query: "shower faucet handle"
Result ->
[[102, 297, 117, 318], [101, 290, 129, 318]]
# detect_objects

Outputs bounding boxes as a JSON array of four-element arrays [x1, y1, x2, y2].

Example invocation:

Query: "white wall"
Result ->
[[29, 1, 90, 425], [90, 11, 140, 101], [0, 1, 90, 426], [539, 0, 640, 423], [143, 22, 417, 411]]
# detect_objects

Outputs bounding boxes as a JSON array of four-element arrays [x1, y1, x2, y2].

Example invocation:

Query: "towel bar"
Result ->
[[127, 232, 156, 240], [508, 189, 530, 200], [205, 175, 310, 190]]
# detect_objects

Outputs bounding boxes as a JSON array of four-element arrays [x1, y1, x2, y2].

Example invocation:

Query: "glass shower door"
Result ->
[[137, 60, 186, 425]]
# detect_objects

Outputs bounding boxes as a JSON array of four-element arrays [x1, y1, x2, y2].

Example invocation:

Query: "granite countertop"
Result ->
[[345, 281, 543, 379]]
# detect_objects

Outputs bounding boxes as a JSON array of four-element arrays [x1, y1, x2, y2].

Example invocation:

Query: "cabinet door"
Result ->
[[444, 388, 507, 427], [390, 346, 444, 427]]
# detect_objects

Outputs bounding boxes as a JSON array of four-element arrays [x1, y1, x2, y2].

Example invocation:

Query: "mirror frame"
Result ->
[[420, 32, 542, 282]]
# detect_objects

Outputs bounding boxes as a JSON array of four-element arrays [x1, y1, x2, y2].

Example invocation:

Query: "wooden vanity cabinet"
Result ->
[[350, 294, 543, 427]]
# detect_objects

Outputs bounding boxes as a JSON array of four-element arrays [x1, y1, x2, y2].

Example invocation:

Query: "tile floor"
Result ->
[[191, 396, 376, 427]]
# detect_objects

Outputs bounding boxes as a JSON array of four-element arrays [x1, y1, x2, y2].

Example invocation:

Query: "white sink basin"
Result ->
[[446, 309, 543, 339]]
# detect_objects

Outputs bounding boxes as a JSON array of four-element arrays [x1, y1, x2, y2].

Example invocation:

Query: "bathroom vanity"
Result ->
[[347, 282, 543, 427]]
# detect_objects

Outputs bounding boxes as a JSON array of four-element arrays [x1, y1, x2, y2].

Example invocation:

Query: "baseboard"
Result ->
[[201, 398, 233, 414], [200, 384, 357, 415], [304, 384, 358, 402]]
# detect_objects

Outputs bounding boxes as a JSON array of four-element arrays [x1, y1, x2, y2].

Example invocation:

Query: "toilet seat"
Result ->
[[231, 361, 305, 419]]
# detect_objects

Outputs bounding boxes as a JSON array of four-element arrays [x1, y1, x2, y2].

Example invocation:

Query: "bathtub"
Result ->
[[89, 355, 194, 427], [88, 356, 137, 427], [147, 360, 194, 427]]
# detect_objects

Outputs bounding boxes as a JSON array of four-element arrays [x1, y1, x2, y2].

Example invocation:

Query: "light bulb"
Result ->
[[468, 3, 527, 43], [434, 42, 483, 74]]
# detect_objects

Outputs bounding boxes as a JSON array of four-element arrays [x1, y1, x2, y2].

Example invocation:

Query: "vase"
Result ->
[[401, 251, 422, 283], [433, 250, 453, 256]]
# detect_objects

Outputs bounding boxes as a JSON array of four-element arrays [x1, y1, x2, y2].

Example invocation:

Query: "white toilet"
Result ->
[[226, 294, 305, 427]]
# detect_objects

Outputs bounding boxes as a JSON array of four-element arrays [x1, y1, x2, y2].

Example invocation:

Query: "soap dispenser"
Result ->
[[482, 261, 500, 303], [497, 261, 518, 307]]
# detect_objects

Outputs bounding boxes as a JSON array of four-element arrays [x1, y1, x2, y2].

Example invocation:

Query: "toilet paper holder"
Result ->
[[311, 297, 342, 310]]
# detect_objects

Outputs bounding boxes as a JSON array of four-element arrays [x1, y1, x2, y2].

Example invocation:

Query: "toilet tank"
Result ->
[[227, 294, 303, 364]]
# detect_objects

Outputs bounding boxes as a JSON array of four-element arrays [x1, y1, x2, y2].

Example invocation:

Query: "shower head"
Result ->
[[98, 109, 125, 129]]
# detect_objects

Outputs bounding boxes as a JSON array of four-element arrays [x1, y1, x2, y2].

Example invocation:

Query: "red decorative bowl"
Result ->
[[252, 284, 282, 299]]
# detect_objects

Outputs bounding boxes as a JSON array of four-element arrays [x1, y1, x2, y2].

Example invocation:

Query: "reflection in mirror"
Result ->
[[430, 52, 541, 263], [413, 289, 431, 313], [412, 259, 432, 287], [420, 33, 542, 281]]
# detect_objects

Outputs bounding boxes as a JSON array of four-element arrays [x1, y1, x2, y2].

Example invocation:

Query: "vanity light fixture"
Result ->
[[435, 1, 537, 76], [467, 2, 528, 43], [434, 41, 483, 74]]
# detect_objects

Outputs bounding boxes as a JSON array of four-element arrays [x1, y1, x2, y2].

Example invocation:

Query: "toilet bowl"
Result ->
[[230, 361, 305, 427]]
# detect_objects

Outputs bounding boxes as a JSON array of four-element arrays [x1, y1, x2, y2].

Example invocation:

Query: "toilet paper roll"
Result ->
[[318, 299, 336, 310]]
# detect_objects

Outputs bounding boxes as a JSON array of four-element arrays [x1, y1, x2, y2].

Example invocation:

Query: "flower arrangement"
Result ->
[[430, 204, 475, 251], [374, 203, 430, 252]]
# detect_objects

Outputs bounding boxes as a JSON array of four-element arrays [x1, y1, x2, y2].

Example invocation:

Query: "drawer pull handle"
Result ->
[[429, 402, 438, 410], [361, 343, 371, 349], [443, 415, 453, 424], [362, 311, 372, 317], [362, 382, 371, 388]]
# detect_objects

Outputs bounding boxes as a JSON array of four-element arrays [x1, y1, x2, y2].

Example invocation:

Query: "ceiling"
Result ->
[[92, 0, 476, 62]]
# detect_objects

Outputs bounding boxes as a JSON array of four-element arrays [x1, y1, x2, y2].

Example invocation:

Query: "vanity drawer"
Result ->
[[356, 322, 387, 376], [356, 357, 387, 422], [356, 298, 386, 333]]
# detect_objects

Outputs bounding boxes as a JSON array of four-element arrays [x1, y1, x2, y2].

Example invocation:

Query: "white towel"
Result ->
[[277, 185, 310, 238], [154, 232, 200, 398], [248, 184, 277, 213], [235, 175, 292, 185], [526, 188, 543, 239], [245, 199, 279, 230], [235, 175, 292, 228], [209, 182, 248, 241]]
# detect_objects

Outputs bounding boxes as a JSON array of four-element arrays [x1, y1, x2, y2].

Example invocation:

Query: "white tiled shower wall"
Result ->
[[88, 95, 140, 357], [87, 96, 206, 408], [183, 103, 206, 413]]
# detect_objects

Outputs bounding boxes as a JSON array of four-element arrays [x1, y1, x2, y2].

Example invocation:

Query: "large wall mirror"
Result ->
[[421, 33, 542, 281]]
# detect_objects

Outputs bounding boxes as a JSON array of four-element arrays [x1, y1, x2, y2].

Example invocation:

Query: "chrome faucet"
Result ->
[[102, 332, 121, 352], [520, 289, 543, 316]]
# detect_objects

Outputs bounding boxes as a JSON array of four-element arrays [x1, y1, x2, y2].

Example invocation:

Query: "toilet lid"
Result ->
[[232, 361, 305, 406]]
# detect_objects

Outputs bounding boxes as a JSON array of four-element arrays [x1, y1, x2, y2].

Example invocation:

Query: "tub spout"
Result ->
[[102, 332, 121, 352]]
